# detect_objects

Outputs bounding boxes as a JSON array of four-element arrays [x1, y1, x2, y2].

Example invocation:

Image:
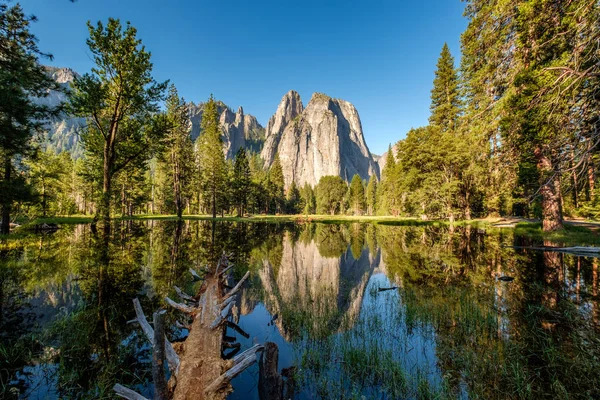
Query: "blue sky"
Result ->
[[19, 0, 467, 155]]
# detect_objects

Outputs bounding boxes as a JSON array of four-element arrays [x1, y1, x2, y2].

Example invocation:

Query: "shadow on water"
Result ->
[[0, 221, 599, 399]]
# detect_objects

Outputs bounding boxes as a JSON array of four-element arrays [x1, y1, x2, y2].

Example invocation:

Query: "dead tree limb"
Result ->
[[224, 271, 250, 301], [204, 353, 259, 394], [165, 297, 196, 314], [132, 298, 180, 373], [113, 384, 149, 400], [210, 301, 234, 329], [174, 286, 195, 303], [152, 310, 169, 400]]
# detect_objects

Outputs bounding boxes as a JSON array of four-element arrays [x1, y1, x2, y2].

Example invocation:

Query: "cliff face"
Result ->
[[188, 102, 265, 159], [261, 91, 379, 189], [35, 67, 86, 158]]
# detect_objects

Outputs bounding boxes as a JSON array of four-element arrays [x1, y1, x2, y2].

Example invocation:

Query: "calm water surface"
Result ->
[[1, 221, 599, 399]]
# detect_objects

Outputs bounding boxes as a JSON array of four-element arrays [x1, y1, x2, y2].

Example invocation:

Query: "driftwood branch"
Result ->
[[219, 295, 236, 310], [165, 297, 196, 314], [204, 352, 259, 394], [132, 298, 180, 373], [219, 264, 234, 276], [152, 310, 169, 400], [224, 271, 250, 301], [210, 301, 234, 329], [232, 344, 264, 366], [189, 267, 203, 281], [113, 384, 149, 400], [174, 286, 195, 302]]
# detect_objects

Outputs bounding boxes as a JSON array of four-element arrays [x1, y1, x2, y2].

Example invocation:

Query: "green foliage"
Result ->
[[69, 18, 167, 220], [232, 147, 251, 216], [268, 154, 285, 213], [0, 3, 59, 233], [156, 84, 194, 218], [316, 176, 348, 215], [348, 174, 366, 216], [197, 94, 227, 218], [366, 174, 377, 216], [429, 43, 460, 132]]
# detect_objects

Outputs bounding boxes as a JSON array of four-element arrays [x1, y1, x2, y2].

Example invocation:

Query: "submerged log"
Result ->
[[258, 342, 283, 400]]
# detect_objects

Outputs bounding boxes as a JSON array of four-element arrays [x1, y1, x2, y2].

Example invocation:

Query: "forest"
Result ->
[[1, 0, 600, 234]]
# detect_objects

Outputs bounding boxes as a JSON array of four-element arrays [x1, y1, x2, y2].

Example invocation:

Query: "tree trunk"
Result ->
[[1, 157, 11, 235], [102, 143, 113, 223], [535, 147, 563, 231], [588, 157, 596, 200]]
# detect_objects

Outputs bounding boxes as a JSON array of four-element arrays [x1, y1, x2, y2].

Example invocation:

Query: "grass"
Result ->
[[12, 213, 600, 246]]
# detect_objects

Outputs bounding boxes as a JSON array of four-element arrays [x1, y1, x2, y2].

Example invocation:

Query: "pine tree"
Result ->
[[286, 180, 301, 214], [366, 174, 377, 216], [300, 183, 316, 215], [232, 147, 251, 217], [429, 43, 461, 132], [349, 174, 366, 215], [159, 84, 193, 219], [269, 154, 285, 214], [197, 95, 226, 219], [69, 18, 167, 223], [0, 3, 59, 233]]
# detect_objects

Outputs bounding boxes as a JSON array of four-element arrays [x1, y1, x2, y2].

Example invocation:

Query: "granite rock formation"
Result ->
[[261, 91, 379, 188]]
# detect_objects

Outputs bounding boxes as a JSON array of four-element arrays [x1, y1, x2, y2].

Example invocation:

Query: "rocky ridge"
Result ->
[[261, 91, 380, 189], [188, 101, 265, 159]]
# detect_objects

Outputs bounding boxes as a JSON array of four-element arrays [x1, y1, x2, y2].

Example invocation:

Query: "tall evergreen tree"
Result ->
[[429, 43, 461, 132], [0, 3, 59, 234], [232, 147, 251, 217], [286, 180, 301, 214], [159, 84, 193, 219], [269, 154, 285, 213], [366, 174, 377, 216], [69, 18, 167, 223], [197, 94, 226, 219], [349, 174, 366, 215]]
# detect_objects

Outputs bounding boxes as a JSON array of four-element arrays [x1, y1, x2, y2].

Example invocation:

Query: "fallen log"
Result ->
[[132, 298, 180, 373]]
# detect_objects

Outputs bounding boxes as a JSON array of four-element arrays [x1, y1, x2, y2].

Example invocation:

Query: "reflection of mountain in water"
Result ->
[[255, 232, 379, 339]]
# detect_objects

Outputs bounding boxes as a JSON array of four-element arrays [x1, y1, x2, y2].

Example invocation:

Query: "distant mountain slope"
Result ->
[[35, 66, 86, 158], [188, 101, 265, 159], [261, 91, 380, 189]]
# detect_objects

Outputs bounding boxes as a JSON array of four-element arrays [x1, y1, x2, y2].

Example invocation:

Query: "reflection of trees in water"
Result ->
[[376, 225, 600, 398]]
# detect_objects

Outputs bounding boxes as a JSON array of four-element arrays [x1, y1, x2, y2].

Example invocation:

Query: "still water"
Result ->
[[1, 221, 599, 399]]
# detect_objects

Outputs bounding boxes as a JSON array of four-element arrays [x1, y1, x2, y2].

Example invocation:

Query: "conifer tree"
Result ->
[[197, 95, 226, 219], [0, 3, 59, 233], [69, 18, 167, 223], [269, 154, 285, 213], [349, 174, 366, 215], [429, 43, 461, 132], [159, 84, 193, 219], [366, 174, 377, 216], [286, 180, 301, 214], [300, 183, 316, 215], [232, 147, 251, 217]]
